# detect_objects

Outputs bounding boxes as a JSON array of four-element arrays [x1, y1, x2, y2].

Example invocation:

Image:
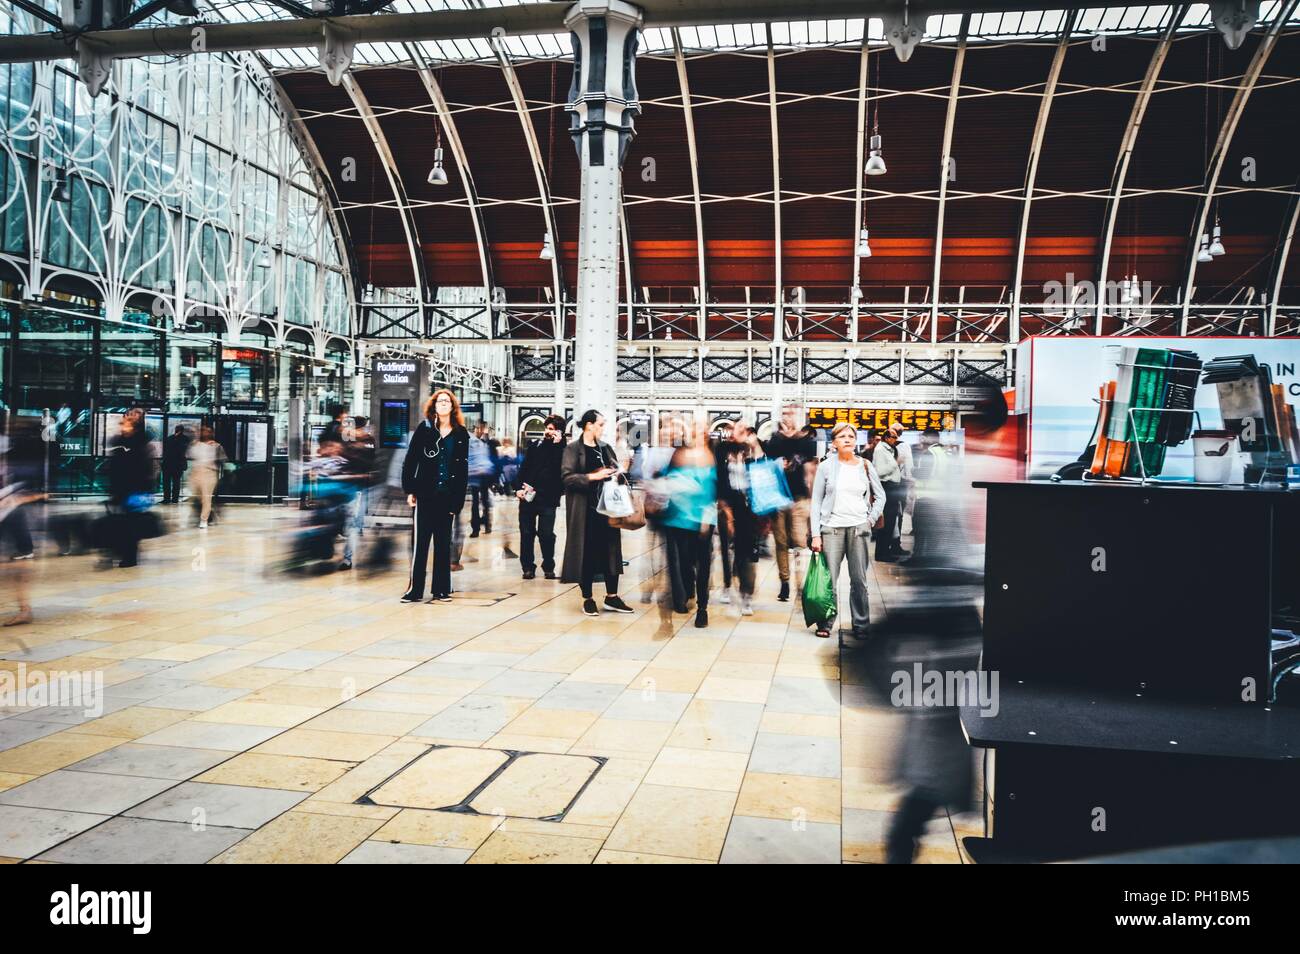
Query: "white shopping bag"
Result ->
[[596, 478, 634, 519]]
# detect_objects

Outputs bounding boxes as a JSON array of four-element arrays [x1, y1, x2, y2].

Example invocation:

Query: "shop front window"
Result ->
[[14, 308, 94, 492], [220, 347, 267, 407], [168, 337, 215, 412], [99, 323, 160, 407]]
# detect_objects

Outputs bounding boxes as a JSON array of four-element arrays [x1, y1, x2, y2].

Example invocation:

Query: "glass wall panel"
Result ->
[[99, 322, 160, 407]]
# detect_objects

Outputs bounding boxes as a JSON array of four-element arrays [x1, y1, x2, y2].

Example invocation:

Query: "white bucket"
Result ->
[[1192, 431, 1235, 484]]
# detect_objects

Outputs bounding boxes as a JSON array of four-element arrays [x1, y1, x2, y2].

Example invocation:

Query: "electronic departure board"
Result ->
[[806, 407, 957, 431]]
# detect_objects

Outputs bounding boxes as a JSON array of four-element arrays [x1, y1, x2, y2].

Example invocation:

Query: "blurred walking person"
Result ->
[[187, 425, 227, 530], [340, 416, 376, 571], [161, 425, 191, 504], [467, 422, 496, 536], [717, 423, 762, 616], [764, 406, 817, 602], [515, 415, 564, 580], [561, 410, 632, 617], [401, 389, 470, 603], [661, 419, 717, 627], [872, 425, 909, 562], [0, 415, 46, 624], [104, 409, 159, 568], [810, 422, 885, 639]]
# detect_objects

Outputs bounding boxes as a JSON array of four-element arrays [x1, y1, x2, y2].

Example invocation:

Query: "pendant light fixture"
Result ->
[[428, 124, 448, 186], [863, 50, 886, 177], [257, 244, 272, 269], [855, 227, 872, 258], [539, 232, 555, 261], [1196, 234, 1214, 264], [1208, 219, 1226, 257]]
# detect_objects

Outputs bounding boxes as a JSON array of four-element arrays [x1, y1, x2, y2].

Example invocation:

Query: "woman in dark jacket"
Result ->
[[105, 409, 157, 568], [400, 388, 469, 603], [560, 409, 632, 617]]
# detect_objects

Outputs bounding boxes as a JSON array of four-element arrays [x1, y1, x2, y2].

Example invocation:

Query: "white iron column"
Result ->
[[565, 0, 643, 420]]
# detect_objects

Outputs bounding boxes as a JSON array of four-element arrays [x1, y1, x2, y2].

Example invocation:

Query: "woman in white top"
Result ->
[[809, 422, 886, 639], [186, 425, 227, 529]]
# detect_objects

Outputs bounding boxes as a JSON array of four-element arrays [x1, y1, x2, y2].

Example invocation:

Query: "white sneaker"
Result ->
[[198, 521, 207, 530], [740, 595, 754, 616], [719, 589, 732, 605]]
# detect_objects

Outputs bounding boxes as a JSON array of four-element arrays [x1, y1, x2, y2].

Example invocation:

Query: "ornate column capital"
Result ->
[[564, 0, 643, 169]]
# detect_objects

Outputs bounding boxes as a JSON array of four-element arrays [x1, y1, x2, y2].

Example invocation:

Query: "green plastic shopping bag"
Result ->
[[802, 552, 836, 628]]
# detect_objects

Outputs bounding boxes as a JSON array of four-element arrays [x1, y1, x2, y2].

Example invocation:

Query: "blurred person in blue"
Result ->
[[661, 417, 717, 628], [467, 422, 497, 537]]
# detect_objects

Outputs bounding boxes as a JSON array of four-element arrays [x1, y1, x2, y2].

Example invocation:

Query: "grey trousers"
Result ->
[[819, 522, 872, 634]]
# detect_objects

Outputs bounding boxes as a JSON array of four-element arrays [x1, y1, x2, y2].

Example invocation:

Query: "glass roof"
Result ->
[[10, 0, 1300, 70]]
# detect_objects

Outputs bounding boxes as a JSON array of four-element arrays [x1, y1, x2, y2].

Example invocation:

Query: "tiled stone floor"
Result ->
[[0, 504, 979, 864]]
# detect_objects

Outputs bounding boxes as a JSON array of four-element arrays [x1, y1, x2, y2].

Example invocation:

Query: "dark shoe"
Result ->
[[118, 559, 138, 568], [778, 581, 790, 602], [450, 563, 465, 571], [582, 598, 599, 617], [672, 602, 689, 615], [522, 569, 536, 580], [543, 570, 558, 580], [603, 596, 634, 614], [338, 560, 352, 571], [470, 530, 480, 538], [892, 548, 911, 559], [695, 609, 708, 628], [503, 548, 518, 560], [400, 592, 422, 603], [435, 594, 453, 603]]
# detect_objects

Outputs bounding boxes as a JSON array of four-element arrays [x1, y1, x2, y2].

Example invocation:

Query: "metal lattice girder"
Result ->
[[341, 73, 430, 308], [854, 358, 900, 385], [407, 45, 494, 305], [929, 14, 969, 344], [1179, 0, 1300, 332], [672, 27, 709, 339], [1094, 4, 1187, 333], [702, 354, 748, 382], [2, 2, 1162, 64], [492, 34, 564, 336], [1009, 11, 1076, 342]]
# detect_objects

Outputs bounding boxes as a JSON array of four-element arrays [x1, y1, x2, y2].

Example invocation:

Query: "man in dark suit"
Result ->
[[514, 415, 565, 580]]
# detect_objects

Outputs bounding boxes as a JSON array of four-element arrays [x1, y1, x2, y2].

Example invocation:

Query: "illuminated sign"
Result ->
[[221, 348, 262, 363], [374, 360, 418, 385], [807, 407, 957, 431]]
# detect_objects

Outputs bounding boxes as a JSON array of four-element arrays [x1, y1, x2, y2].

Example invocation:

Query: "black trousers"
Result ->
[[162, 470, 183, 503], [717, 514, 733, 587], [407, 493, 456, 598], [666, 525, 711, 612], [518, 501, 557, 572], [877, 481, 906, 558], [0, 504, 33, 557], [469, 481, 493, 532], [580, 510, 618, 599], [885, 790, 942, 864]]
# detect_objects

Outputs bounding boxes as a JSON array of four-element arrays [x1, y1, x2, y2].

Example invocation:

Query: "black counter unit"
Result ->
[[961, 479, 1300, 862]]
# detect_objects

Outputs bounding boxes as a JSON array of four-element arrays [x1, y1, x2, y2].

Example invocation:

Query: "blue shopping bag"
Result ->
[[746, 458, 794, 516]]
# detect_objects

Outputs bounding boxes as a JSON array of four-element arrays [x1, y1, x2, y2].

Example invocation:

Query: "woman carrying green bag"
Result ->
[[808, 422, 885, 639]]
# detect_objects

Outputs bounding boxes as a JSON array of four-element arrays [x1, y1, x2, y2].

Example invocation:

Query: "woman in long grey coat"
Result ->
[[560, 409, 633, 617]]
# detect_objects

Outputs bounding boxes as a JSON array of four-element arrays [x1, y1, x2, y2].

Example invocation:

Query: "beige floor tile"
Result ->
[[570, 718, 673, 759], [301, 708, 431, 737], [595, 849, 710, 864], [345, 691, 460, 715], [498, 817, 610, 840], [193, 701, 327, 728], [558, 758, 649, 827], [212, 810, 384, 864], [467, 829, 601, 864], [483, 734, 573, 755], [735, 772, 842, 824], [310, 749, 428, 805], [500, 707, 599, 740], [635, 668, 706, 694], [196, 752, 355, 792], [138, 643, 226, 662], [244, 685, 352, 708], [567, 658, 647, 685], [643, 747, 749, 793], [693, 675, 771, 705], [253, 728, 397, 762], [759, 711, 840, 738], [370, 746, 508, 810], [469, 753, 600, 818], [0, 732, 124, 775], [293, 800, 400, 822], [0, 772, 37, 793], [65, 706, 198, 740], [205, 668, 295, 690], [605, 784, 736, 861], [372, 808, 503, 850]]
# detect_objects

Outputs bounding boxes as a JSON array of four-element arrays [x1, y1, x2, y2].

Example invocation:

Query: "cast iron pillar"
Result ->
[[565, 0, 642, 421]]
